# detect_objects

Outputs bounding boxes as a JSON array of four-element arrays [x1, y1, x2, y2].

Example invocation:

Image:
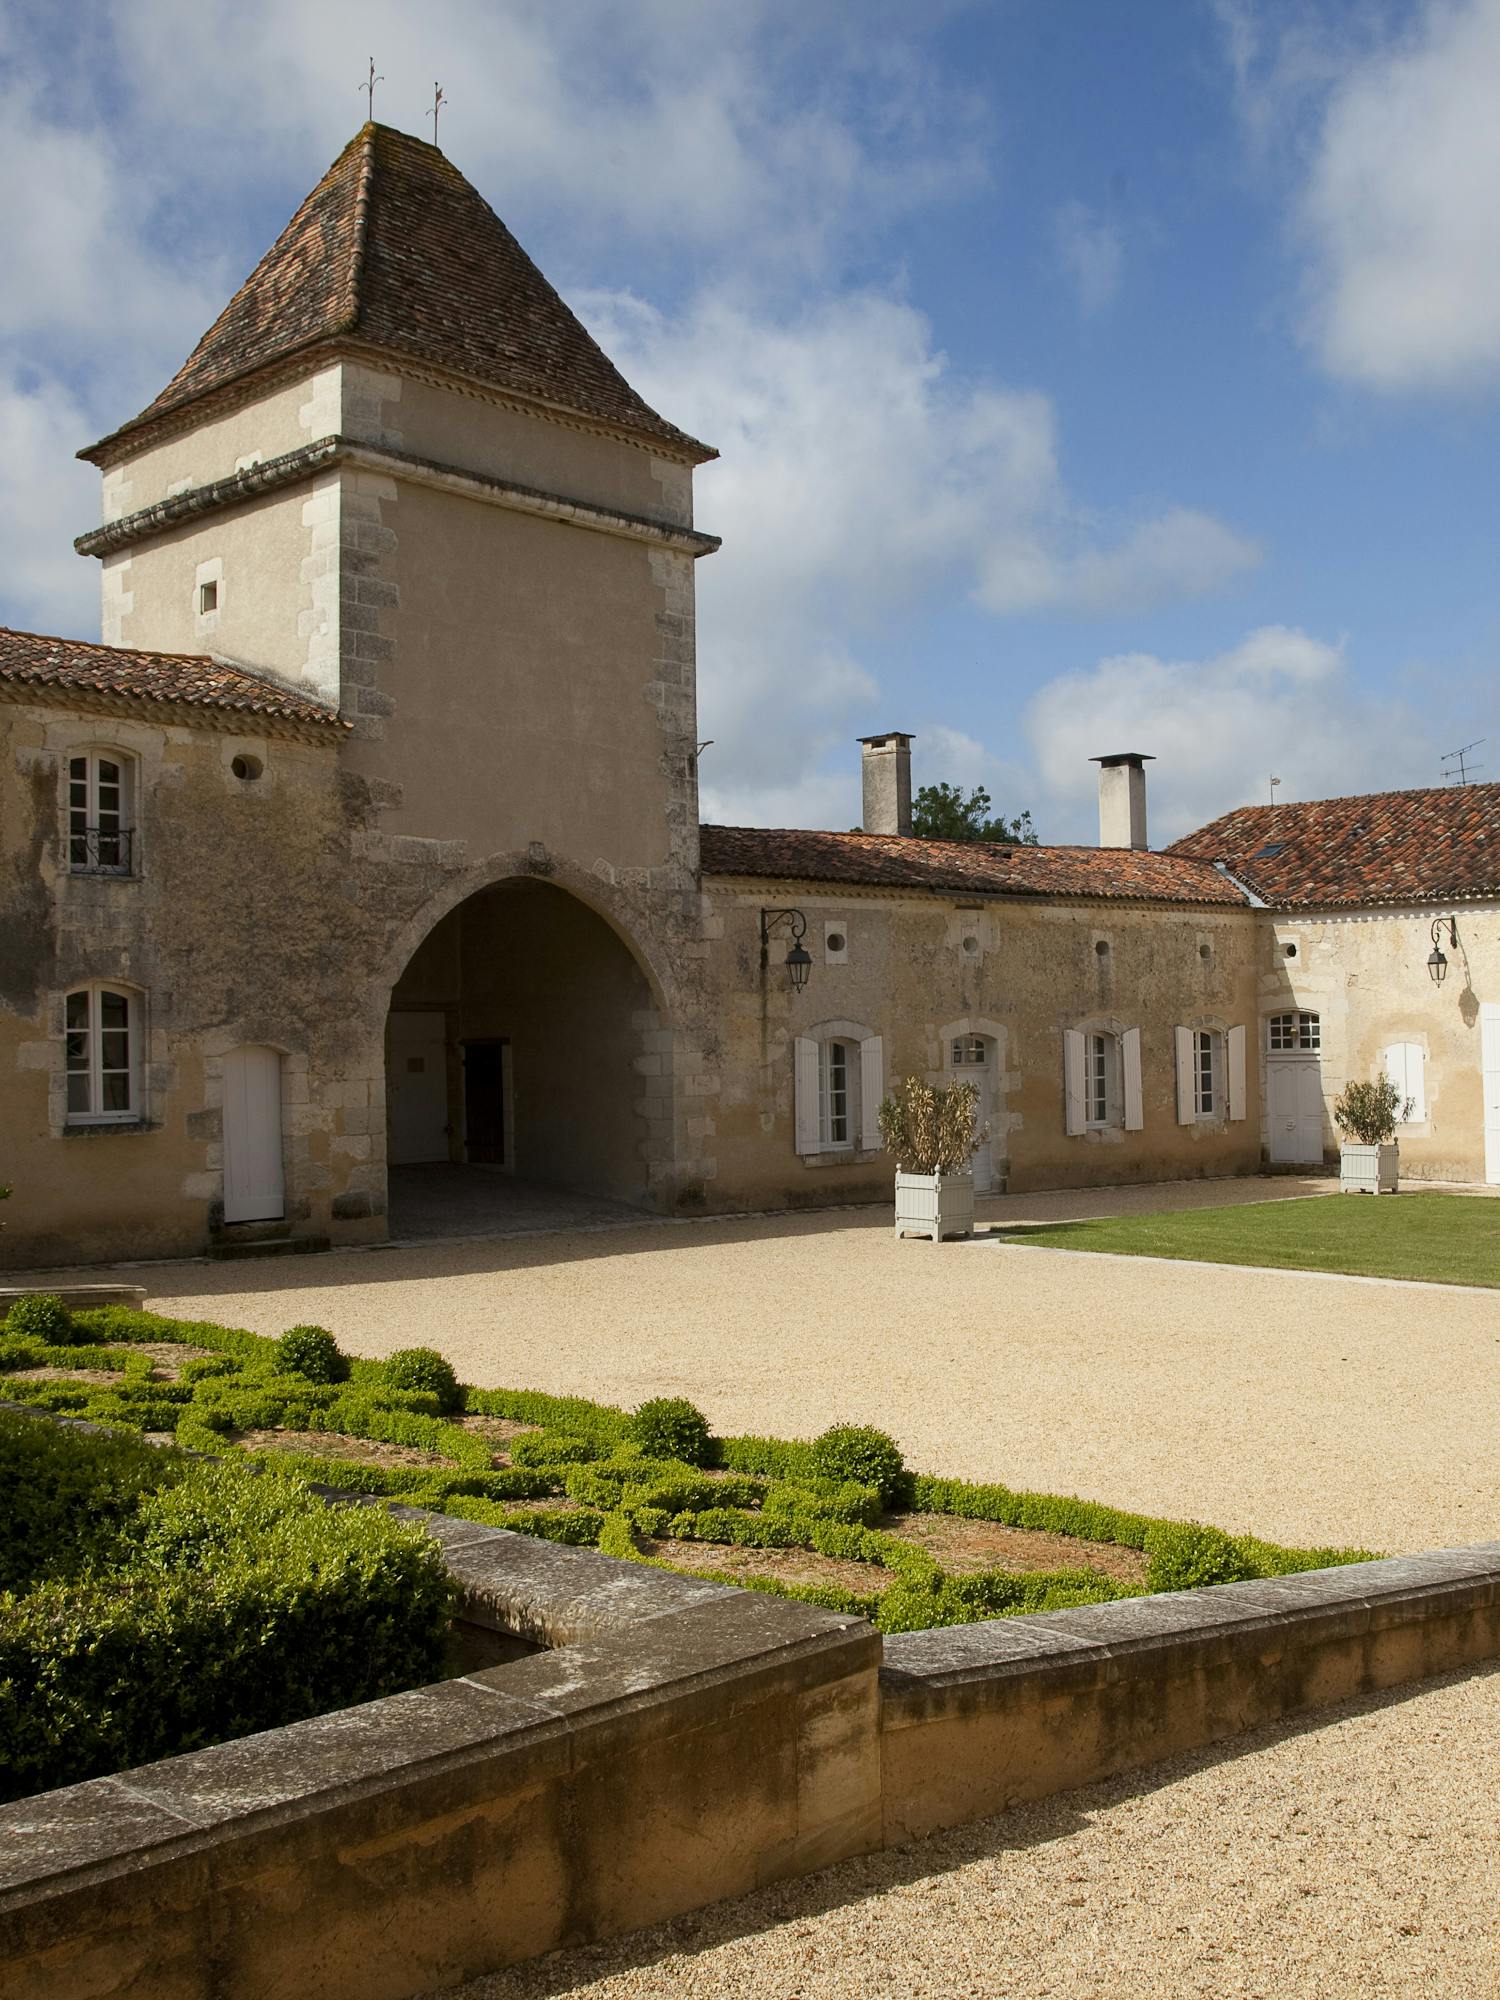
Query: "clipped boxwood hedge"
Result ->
[[0, 1410, 453, 1803], [0, 1299, 1379, 1646]]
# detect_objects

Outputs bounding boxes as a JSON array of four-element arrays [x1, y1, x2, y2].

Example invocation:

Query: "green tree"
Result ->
[[910, 783, 1038, 845]]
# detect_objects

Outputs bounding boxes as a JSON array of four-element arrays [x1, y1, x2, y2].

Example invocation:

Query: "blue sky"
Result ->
[[2, 0, 1498, 840]]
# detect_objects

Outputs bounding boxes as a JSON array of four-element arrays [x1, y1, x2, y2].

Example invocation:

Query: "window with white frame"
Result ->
[[951, 1034, 987, 1067], [1175, 1023, 1247, 1125], [1268, 1011, 1320, 1052], [819, 1039, 854, 1148], [793, 1027, 883, 1158], [1193, 1029, 1219, 1116], [1086, 1031, 1122, 1127], [65, 986, 140, 1122], [1064, 1025, 1142, 1137], [68, 751, 134, 874]]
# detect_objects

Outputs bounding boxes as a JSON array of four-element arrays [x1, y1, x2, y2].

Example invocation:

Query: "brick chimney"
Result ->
[[1092, 752, 1153, 849], [859, 732, 914, 836]]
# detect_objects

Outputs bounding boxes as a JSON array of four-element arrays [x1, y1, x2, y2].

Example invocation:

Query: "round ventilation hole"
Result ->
[[231, 754, 263, 781], [1284, 942, 1298, 959], [1199, 943, 1212, 961], [826, 932, 846, 955], [962, 935, 979, 955], [1095, 939, 1110, 956]]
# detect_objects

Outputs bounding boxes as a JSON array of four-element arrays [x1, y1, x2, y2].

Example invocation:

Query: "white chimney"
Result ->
[[859, 732, 914, 836], [1092, 752, 1153, 850]]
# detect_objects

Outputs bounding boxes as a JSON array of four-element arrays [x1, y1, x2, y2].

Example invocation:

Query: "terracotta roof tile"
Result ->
[[0, 628, 346, 732], [699, 825, 1245, 904], [85, 125, 711, 464], [1168, 783, 1500, 907]]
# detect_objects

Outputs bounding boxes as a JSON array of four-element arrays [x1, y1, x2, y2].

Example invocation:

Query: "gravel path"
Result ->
[[427, 1663, 1500, 2000], [48, 1176, 1500, 1553]]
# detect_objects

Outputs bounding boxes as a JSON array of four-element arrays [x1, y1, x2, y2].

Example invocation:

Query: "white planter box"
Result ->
[[894, 1170, 975, 1241], [1339, 1142, 1399, 1194]]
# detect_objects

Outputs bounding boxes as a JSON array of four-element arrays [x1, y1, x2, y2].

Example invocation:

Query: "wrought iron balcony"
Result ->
[[69, 826, 134, 874]]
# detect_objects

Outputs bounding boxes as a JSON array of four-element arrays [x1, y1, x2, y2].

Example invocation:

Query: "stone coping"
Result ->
[[880, 1544, 1500, 1711]]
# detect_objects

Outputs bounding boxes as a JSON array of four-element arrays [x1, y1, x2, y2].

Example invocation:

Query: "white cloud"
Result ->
[[0, 373, 102, 635], [586, 286, 1260, 824], [1219, 0, 1500, 393], [1052, 199, 1123, 314], [1023, 624, 1444, 842], [977, 506, 1261, 619]]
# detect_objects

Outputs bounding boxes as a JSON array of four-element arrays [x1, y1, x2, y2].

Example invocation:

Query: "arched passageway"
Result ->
[[383, 877, 663, 1236]]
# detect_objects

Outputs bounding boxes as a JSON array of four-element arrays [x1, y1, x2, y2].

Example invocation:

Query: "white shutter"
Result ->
[[1063, 1030, 1086, 1136], [1121, 1028, 1143, 1131], [793, 1037, 820, 1155], [1227, 1025, 1247, 1122], [858, 1035, 884, 1150], [1174, 1026, 1195, 1125], [1384, 1042, 1425, 1124]]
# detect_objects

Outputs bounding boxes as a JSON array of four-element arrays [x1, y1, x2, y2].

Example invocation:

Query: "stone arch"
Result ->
[[380, 858, 676, 1222]]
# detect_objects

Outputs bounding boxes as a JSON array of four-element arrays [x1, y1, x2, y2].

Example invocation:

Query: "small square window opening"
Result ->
[[198, 580, 219, 616]]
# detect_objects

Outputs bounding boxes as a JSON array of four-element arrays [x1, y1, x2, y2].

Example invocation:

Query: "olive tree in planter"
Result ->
[[1333, 1075, 1410, 1194], [877, 1076, 987, 1241]]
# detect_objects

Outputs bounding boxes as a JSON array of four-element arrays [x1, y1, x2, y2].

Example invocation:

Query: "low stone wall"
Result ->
[[880, 1547, 1500, 1842], [3, 1503, 1499, 2000]]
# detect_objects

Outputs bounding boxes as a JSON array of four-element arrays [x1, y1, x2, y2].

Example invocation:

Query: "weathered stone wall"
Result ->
[[1262, 904, 1500, 1182], [694, 879, 1267, 1209]]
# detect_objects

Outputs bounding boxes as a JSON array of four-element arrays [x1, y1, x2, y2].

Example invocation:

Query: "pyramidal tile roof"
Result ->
[[699, 825, 1246, 905], [0, 628, 346, 734], [84, 124, 712, 465], [1168, 782, 1500, 908]]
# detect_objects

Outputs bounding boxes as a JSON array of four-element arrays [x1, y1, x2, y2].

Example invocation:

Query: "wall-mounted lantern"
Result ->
[[1427, 915, 1458, 986], [760, 908, 812, 991]]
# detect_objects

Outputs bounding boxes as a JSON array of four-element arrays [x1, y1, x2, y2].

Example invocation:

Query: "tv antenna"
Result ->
[[430, 83, 448, 145], [359, 57, 384, 121], [1442, 739, 1485, 785]]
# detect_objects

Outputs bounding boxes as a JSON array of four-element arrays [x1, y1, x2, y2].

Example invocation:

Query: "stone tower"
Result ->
[[75, 123, 719, 879]]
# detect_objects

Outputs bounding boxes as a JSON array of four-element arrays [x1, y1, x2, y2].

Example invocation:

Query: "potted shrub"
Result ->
[[877, 1076, 986, 1241], [1333, 1075, 1409, 1194]]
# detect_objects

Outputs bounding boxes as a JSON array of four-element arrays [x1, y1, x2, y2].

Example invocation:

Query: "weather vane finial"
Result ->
[[360, 57, 384, 121], [431, 82, 448, 145]]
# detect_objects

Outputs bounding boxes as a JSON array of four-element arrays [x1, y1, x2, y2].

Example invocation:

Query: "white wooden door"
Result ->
[[1267, 1058, 1324, 1164], [387, 1011, 450, 1164], [1482, 1004, 1500, 1186], [222, 1045, 284, 1223], [948, 1037, 996, 1192]]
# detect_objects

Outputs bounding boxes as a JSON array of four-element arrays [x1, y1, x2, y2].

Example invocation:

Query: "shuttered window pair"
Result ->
[[1064, 1025, 1248, 1134], [793, 1033, 884, 1156]]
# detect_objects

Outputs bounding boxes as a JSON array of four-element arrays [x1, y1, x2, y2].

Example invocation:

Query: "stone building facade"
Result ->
[[2, 124, 1497, 1270]]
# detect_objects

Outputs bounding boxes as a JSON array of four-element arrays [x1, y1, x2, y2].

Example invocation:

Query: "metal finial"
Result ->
[[431, 83, 448, 144], [359, 58, 384, 121]]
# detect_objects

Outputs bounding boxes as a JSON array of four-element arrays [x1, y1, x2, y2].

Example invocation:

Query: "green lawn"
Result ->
[[994, 1191, 1500, 1288]]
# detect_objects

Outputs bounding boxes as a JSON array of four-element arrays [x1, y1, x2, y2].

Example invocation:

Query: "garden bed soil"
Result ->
[[11, 1366, 124, 1386], [231, 1429, 460, 1470], [133, 1341, 216, 1378], [456, 1414, 542, 1444], [883, 1511, 1148, 1585], [640, 1537, 894, 1597]]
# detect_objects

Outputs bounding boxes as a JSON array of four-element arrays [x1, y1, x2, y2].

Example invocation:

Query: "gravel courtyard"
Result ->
[[61, 1174, 1500, 1553], [29, 1175, 1500, 1996]]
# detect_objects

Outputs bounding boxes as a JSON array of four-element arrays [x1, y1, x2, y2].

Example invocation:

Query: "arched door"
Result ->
[[222, 1046, 285, 1223]]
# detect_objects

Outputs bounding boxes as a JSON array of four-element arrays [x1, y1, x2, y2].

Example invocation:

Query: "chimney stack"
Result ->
[[1092, 752, 1153, 850], [859, 732, 914, 836]]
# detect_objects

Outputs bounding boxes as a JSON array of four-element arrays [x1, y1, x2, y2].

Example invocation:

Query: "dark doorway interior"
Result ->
[[463, 1040, 507, 1164]]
